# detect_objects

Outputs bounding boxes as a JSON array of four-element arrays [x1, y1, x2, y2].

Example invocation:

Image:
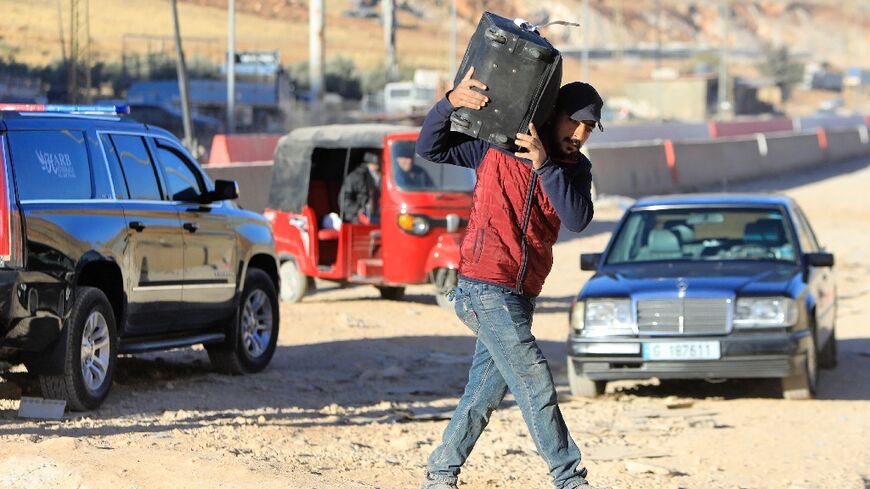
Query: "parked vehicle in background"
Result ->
[[266, 124, 474, 307], [0, 104, 280, 410], [568, 194, 836, 400]]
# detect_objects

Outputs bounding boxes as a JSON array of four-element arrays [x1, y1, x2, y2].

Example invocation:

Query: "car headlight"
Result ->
[[397, 213, 430, 236], [734, 297, 798, 328], [580, 299, 636, 337]]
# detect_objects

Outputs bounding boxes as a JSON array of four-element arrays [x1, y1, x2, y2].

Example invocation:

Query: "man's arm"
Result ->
[[535, 157, 595, 233], [416, 67, 489, 169]]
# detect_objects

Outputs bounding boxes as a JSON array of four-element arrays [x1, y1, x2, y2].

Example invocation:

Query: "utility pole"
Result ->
[[227, 0, 236, 133], [56, 0, 66, 64], [171, 0, 195, 152], [718, 0, 731, 118], [615, 0, 623, 62], [68, 0, 92, 103], [654, 0, 662, 123], [309, 0, 325, 113], [383, 0, 398, 81], [581, 0, 589, 81], [449, 0, 457, 77]]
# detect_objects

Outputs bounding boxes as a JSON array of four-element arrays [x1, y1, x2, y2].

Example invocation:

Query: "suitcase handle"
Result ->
[[485, 27, 507, 44], [450, 113, 472, 129]]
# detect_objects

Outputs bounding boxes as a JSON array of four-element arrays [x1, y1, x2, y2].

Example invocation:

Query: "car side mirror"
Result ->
[[204, 179, 239, 203], [580, 253, 601, 271], [805, 252, 834, 267]]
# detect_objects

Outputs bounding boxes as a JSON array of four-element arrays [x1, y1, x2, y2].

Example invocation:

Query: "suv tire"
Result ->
[[39, 287, 118, 411], [207, 269, 280, 374], [567, 358, 606, 398]]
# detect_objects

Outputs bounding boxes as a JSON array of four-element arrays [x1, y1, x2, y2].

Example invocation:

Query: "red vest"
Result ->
[[459, 148, 561, 296]]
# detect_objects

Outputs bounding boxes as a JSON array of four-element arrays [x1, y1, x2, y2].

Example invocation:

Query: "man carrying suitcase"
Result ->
[[417, 67, 603, 489]]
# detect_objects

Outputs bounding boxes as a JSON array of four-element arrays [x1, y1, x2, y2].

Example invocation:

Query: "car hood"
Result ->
[[580, 261, 802, 299]]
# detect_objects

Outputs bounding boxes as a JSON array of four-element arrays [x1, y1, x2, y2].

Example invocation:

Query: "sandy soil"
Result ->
[[1, 156, 869, 489]]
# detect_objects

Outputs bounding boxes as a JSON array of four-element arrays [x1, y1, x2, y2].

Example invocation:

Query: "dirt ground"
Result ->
[[1, 156, 869, 489]]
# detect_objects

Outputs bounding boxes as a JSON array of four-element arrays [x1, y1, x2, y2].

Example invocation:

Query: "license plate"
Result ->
[[642, 341, 720, 361]]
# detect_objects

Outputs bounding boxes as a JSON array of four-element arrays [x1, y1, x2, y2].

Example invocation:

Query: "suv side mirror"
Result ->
[[204, 179, 239, 203], [805, 252, 834, 267], [580, 253, 601, 271]]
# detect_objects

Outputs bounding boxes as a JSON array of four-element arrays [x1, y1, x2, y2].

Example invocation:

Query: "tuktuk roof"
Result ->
[[269, 124, 418, 213], [279, 124, 418, 149]]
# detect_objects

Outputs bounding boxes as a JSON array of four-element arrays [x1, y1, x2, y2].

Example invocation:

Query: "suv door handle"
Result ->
[[183, 222, 199, 233], [129, 221, 146, 232]]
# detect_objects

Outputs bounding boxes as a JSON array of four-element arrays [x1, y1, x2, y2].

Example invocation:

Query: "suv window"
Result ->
[[100, 133, 129, 199], [8, 130, 92, 200], [110, 134, 163, 201], [153, 141, 204, 202]]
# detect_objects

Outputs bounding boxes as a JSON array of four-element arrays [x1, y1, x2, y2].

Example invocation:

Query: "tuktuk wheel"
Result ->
[[279, 259, 308, 303], [433, 268, 458, 310], [376, 286, 405, 301]]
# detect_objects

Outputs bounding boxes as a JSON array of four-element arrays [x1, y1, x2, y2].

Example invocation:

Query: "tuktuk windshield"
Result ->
[[605, 207, 799, 265], [389, 140, 475, 192]]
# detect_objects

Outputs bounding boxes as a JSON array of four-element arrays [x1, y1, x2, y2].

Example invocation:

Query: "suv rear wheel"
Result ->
[[207, 269, 280, 374], [39, 287, 118, 411]]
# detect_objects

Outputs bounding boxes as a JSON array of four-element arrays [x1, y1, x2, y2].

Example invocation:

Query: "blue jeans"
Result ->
[[423, 279, 588, 489]]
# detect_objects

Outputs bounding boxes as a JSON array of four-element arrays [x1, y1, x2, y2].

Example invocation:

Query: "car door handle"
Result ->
[[183, 222, 199, 233], [129, 221, 146, 232]]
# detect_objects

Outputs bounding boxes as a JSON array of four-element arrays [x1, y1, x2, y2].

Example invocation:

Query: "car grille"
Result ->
[[636, 298, 730, 335]]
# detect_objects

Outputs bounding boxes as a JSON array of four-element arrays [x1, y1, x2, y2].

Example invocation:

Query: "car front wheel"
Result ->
[[567, 358, 606, 398], [781, 333, 818, 400], [207, 269, 280, 374], [39, 287, 118, 411]]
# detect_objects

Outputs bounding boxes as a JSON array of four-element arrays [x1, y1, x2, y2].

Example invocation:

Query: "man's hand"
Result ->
[[515, 123, 548, 169], [447, 66, 489, 110]]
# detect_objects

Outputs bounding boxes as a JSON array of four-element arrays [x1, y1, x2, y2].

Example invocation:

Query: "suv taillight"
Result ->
[[0, 135, 21, 268]]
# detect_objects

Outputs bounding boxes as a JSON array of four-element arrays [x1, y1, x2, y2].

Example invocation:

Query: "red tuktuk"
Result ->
[[265, 124, 475, 306]]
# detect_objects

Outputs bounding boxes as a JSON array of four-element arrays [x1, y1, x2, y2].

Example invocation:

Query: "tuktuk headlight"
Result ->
[[582, 299, 635, 337], [734, 297, 798, 328], [397, 213, 430, 236], [570, 301, 585, 335]]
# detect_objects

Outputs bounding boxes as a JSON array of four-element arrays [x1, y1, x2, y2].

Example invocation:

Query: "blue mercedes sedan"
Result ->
[[568, 194, 836, 399]]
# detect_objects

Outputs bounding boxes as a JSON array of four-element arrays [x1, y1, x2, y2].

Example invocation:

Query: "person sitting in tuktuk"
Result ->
[[340, 151, 381, 224]]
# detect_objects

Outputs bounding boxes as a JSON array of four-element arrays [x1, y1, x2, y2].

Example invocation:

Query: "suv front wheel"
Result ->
[[39, 287, 118, 411], [207, 268, 280, 374]]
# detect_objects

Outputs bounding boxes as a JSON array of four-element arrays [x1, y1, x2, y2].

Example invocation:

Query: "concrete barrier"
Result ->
[[672, 136, 767, 191], [592, 122, 710, 144], [204, 162, 274, 213], [587, 142, 676, 197], [709, 118, 793, 138], [825, 127, 870, 161], [763, 132, 823, 173], [794, 115, 865, 131], [208, 134, 282, 166]]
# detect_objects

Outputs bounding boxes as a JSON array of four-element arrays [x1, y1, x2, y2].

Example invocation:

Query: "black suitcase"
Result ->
[[450, 12, 563, 151]]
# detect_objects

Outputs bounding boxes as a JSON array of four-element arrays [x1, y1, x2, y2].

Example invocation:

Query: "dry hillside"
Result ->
[[0, 0, 866, 71]]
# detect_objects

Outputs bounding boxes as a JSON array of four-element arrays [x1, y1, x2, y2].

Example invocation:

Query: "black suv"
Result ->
[[0, 105, 280, 410]]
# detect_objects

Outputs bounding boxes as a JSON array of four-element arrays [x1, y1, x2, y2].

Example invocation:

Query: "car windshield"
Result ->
[[389, 140, 476, 192], [605, 207, 798, 265]]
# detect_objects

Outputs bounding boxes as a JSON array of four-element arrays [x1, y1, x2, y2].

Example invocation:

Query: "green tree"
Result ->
[[757, 42, 804, 103]]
